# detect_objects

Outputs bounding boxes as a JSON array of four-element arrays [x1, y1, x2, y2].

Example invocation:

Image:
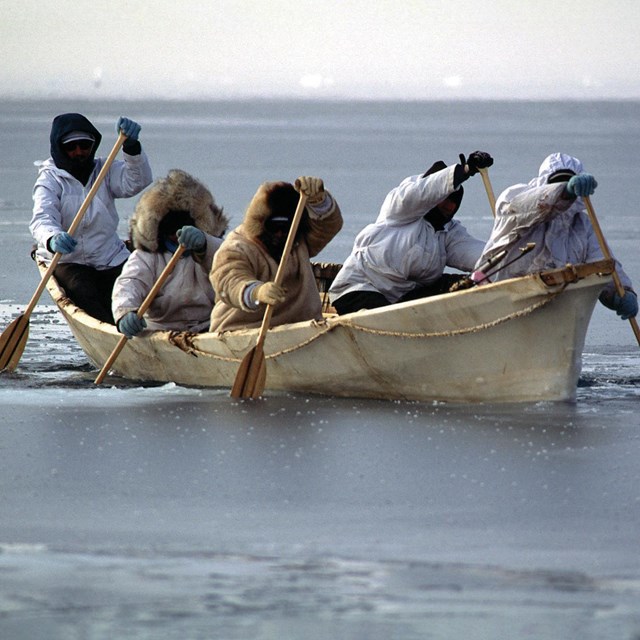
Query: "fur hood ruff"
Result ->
[[240, 181, 308, 239], [130, 169, 229, 251]]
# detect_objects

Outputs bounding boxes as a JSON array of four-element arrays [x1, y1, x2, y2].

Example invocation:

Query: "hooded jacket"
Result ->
[[30, 113, 152, 268], [475, 153, 633, 296], [112, 170, 229, 333], [329, 163, 484, 305], [49, 113, 102, 185], [209, 182, 343, 333]]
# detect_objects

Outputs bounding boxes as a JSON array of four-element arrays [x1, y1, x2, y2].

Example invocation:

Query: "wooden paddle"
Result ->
[[0, 131, 127, 372], [231, 191, 308, 399], [479, 167, 496, 217], [94, 244, 187, 385], [583, 196, 640, 346]]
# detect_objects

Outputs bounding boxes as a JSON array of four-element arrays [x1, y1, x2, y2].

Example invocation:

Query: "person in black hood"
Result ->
[[49, 113, 103, 186], [30, 113, 153, 323], [328, 151, 493, 315]]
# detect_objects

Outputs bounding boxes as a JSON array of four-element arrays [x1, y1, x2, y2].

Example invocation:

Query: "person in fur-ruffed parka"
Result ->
[[112, 169, 229, 337], [209, 176, 343, 333]]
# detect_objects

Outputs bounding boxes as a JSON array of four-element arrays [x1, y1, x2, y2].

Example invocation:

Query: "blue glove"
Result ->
[[612, 290, 638, 320], [118, 311, 147, 338], [49, 232, 77, 254], [566, 173, 597, 197], [177, 225, 206, 251], [117, 116, 141, 141]]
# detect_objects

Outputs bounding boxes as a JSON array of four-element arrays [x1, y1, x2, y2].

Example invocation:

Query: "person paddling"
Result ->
[[209, 177, 343, 333], [476, 152, 637, 320], [112, 170, 229, 337], [329, 151, 494, 315], [30, 113, 153, 323]]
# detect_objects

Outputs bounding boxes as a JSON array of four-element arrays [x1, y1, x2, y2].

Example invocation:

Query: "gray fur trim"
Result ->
[[130, 169, 230, 251]]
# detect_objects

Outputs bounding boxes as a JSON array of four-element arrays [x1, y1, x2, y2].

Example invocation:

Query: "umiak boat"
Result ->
[[40, 259, 614, 403]]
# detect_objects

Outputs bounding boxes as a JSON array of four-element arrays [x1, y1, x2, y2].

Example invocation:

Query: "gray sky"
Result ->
[[3, 0, 640, 100]]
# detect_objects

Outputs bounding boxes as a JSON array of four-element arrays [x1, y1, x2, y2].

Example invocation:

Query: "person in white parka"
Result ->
[[112, 170, 229, 338], [475, 152, 638, 321], [30, 112, 153, 324], [328, 151, 494, 315]]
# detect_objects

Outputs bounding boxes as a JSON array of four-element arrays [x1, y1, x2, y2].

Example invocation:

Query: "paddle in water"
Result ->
[[231, 191, 308, 398], [0, 132, 127, 372]]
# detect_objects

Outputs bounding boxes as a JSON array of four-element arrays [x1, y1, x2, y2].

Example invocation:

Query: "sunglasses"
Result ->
[[62, 139, 94, 152]]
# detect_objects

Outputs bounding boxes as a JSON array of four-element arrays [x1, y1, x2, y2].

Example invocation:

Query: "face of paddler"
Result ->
[[62, 139, 94, 162], [436, 194, 459, 221], [262, 216, 292, 255]]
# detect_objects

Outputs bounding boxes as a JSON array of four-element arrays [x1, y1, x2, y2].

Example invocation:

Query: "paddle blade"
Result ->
[[230, 344, 267, 399], [0, 314, 30, 372]]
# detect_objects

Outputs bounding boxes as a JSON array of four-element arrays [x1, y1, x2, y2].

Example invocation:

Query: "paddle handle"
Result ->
[[584, 196, 640, 345], [479, 168, 496, 217], [253, 192, 308, 349], [94, 244, 187, 384], [26, 131, 128, 319]]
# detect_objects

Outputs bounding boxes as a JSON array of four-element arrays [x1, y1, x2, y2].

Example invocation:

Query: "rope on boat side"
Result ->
[[335, 292, 562, 339], [263, 320, 333, 358], [169, 319, 333, 362], [173, 290, 563, 361]]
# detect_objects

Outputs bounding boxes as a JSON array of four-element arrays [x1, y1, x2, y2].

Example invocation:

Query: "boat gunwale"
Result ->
[[40, 258, 614, 342]]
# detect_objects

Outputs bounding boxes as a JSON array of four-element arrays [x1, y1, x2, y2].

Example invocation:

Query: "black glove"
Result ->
[[459, 151, 494, 176]]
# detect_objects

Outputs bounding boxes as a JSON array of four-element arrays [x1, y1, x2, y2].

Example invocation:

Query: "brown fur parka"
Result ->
[[209, 181, 342, 333]]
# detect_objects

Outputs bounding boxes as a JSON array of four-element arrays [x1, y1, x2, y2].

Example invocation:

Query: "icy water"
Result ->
[[1, 99, 640, 639]]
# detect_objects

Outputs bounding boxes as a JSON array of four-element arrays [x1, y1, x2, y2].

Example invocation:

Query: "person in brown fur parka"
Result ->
[[112, 169, 229, 337], [209, 176, 342, 333]]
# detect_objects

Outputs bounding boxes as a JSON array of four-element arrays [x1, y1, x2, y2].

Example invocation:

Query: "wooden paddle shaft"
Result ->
[[253, 192, 308, 350], [584, 196, 640, 345], [230, 192, 309, 398], [94, 244, 187, 384], [479, 168, 496, 217]]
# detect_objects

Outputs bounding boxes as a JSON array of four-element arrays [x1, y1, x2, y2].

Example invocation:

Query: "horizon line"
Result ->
[[2, 93, 640, 104]]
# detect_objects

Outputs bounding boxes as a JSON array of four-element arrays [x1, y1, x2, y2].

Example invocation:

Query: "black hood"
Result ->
[[50, 113, 102, 185], [422, 160, 464, 231]]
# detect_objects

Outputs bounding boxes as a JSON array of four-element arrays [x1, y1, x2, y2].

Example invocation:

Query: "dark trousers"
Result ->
[[332, 290, 390, 315], [397, 273, 465, 302], [332, 274, 466, 315], [54, 262, 125, 324]]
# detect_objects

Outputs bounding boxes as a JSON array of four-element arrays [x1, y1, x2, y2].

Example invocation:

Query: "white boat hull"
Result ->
[[43, 261, 613, 403]]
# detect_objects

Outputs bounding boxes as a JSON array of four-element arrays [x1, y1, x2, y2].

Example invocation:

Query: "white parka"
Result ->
[[475, 153, 633, 295], [329, 164, 484, 304], [30, 152, 152, 268], [112, 238, 223, 333]]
